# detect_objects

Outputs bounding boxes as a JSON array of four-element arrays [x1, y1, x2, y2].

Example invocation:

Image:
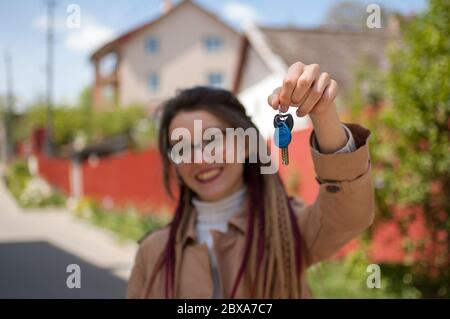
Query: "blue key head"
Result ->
[[274, 122, 292, 148], [273, 114, 294, 131]]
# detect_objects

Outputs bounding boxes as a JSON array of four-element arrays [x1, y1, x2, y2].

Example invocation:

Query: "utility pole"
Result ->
[[2, 52, 14, 163], [44, 0, 55, 155]]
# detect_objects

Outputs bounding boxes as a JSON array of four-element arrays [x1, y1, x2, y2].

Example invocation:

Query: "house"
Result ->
[[91, 0, 397, 138], [90, 0, 244, 111]]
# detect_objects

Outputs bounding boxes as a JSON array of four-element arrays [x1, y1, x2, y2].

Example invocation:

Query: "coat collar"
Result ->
[[180, 201, 249, 246]]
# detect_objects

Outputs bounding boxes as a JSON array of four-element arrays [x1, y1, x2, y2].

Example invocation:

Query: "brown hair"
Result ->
[[146, 86, 303, 298]]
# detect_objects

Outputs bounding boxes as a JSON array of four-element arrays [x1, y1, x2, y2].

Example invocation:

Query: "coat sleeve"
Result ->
[[293, 123, 375, 267]]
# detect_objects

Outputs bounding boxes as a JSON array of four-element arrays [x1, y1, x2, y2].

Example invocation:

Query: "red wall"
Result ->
[[82, 148, 176, 212], [278, 127, 319, 204], [36, 152, 71, 195]]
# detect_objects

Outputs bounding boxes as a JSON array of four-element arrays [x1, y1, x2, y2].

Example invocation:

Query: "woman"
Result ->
[[127, 61, 374, 298]]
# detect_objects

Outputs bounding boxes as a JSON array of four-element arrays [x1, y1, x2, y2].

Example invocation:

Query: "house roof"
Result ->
[[90, 0, 240, 61], [257, 26, 395, 92]]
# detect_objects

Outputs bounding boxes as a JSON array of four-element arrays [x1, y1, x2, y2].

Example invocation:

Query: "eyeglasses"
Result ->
[[167, 129, 227, 165]]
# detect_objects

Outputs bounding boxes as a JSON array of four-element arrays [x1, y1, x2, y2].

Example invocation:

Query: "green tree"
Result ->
[[323, 0, 392, 29], [385, 0, 449, 297], [352, 0, 449, 298], [13, 88, 152, 153]]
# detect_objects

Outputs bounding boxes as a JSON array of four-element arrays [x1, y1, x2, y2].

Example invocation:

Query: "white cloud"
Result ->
[[32, 14, 115, 53], [223, 2, 259, 24], [65, 20, 115, 53]]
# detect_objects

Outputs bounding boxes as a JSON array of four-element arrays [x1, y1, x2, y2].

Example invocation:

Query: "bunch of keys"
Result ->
[[273, 112, 293, 165]]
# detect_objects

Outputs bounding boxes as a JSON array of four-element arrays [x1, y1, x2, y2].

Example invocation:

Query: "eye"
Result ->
[[167, 145, 181, 159], [205, 129, 226, 145], [206, 135, 217, 145]]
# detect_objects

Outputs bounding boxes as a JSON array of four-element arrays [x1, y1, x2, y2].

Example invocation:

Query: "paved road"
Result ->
[[0, 171, 138, 298], [0, 241, 127, 298]]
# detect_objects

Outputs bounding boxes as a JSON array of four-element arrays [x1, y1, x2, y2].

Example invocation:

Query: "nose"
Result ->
[[192, 144, 225, 164], [192, 146, 205, 163]]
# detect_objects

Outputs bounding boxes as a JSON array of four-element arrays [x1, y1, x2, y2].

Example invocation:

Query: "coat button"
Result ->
[[326, 184, 341, 193]]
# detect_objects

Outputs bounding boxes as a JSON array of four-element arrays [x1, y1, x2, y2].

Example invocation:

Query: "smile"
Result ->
[[195, 167, 223, 183]]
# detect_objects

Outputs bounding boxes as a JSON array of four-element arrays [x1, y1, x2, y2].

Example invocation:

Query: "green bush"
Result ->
[[4, 160, 31, 200], [73, 198, 170, 242], [17, 104, 154, 148], [12, 85, 157, 151], [307, 249, 421, 298], [4, 160, 66, 208], [345, 0, 449, 298]]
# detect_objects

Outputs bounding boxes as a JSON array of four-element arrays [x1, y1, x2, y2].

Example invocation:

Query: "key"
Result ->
[[273, 113, 294, 131], [273, 113, 293, 165]]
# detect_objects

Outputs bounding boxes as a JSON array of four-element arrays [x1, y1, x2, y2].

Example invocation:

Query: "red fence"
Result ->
[[36, 152, 71, 195], [35, 148, 175, 212], [278, 127, 319, 204], [82, 148, 175, 212]]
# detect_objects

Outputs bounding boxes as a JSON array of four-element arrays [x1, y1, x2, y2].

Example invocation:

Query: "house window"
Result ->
[[145, 37, 159, 54], [207, 72, 223, 88], [148, 73, 160, 91], [204, 36, 223, 52]]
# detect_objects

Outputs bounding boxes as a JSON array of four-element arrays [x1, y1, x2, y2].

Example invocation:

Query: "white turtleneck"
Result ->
[[192, 187, 247, 298]]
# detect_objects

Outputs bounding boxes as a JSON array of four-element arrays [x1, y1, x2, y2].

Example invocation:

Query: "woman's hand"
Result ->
[[267, 61, 348, 154]]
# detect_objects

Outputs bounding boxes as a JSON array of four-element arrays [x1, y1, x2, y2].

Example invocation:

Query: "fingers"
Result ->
[[296, 72, 331, 117], [313, 79, 339, 113], [279, 62, 304, 112], [267, 87, 282, 110], [291, 64, 320, 106], [267, 62, 338, 116]]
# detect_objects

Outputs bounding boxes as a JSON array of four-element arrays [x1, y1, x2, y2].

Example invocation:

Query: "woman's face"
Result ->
[[168, 110, 245, 202]]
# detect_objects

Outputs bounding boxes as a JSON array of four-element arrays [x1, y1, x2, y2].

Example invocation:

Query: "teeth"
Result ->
[[197, 169, 221, 181]]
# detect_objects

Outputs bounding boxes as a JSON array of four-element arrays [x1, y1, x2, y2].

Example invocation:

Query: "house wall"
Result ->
[[238, 46, 270, 92], [118, 2, 242, 107]]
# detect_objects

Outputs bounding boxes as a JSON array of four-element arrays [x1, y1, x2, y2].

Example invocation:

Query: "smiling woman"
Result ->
[[127, 61, 375, 299], [168, 111, 244, 203]]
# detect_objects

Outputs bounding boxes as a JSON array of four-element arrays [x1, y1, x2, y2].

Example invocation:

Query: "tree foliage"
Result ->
[[350, 0, 449, 298], [11, 87, 156, 153], [324, 0, 391, 28]]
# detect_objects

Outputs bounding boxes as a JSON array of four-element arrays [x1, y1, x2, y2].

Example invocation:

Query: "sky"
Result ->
[[0, 0, 427, 111]]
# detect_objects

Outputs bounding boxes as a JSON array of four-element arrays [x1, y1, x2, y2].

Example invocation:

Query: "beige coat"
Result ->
[[127, 123, 375, 298]]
